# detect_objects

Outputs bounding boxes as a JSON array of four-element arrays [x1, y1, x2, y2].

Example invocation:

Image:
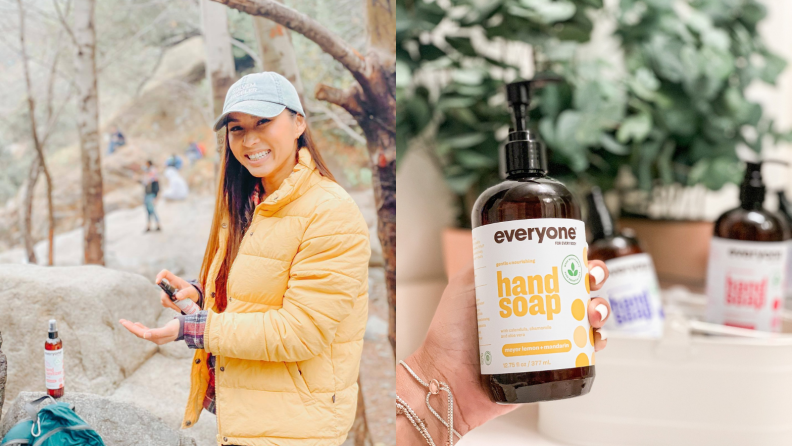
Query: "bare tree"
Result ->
[[212, 0, 396, 355], [73, 0, 105, 265], [252, 11, 304, 96], [17, 0, 57, 266], [201, 0, 235, 120]]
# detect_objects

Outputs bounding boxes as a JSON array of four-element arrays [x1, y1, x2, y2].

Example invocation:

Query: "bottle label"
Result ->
[[472, 218, 593, 375], [786, 240, 792, 297], [45, 348, 64, 390], [591, 253, 664, 337], [706, 237, 787, 332]]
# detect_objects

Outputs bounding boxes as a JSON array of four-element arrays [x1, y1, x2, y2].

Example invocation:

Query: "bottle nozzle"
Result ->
[[48, 319, 58, 339], [503, 78, 559, 177]]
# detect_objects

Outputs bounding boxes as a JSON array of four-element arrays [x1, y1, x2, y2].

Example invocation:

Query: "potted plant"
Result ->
[[397, 0, 788, 285]]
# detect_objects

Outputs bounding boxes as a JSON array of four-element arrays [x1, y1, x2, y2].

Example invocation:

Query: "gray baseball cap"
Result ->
[[213, 72, 305, 131]]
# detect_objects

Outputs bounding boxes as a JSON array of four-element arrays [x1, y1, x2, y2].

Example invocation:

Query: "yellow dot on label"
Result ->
[[583, 247, 588, 268], [574, 326, 587, 348], [591, 352, 595, 365], [589, 327, 594, 346], [575, 353, 590, 367], [571, 299, 585, 321], [585, 273, 590, 293]]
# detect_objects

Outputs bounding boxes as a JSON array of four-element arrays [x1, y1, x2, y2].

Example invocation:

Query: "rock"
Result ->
[[0, 265, 163, 406], [0, 331, 6, 420], [111, 353, 217, 446], [1, 391, 195, 446]]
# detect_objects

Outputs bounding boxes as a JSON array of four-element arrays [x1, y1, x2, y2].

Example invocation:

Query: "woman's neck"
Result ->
[[261, 150, 299, 197]]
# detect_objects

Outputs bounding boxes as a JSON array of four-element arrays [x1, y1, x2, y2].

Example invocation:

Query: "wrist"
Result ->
[[399, 346, 473, 439], [397, 356, 448, 443]]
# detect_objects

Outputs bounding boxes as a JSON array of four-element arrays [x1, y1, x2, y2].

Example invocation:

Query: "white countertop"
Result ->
[[458, 404, 567, 446]]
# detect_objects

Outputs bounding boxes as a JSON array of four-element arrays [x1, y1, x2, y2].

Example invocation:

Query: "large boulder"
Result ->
[[111, 353, 217, 446], [1, 391, 196, 446], [0, 331, 6, 419], [0, 265, 163, 405]]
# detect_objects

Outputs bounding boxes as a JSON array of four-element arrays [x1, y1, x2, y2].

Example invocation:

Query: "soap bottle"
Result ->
[[471, 79, 594, 404], [44, 319, 64, 398], [586, 187, 664, 337], [776, 191, 792, 298], [706, 162, 788, 331]]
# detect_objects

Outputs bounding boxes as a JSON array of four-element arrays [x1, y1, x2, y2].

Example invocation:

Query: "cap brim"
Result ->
[[212, 101, 288, 131]]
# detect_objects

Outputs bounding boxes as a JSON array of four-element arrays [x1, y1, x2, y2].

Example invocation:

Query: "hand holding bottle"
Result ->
[[397, 261, 611, 442], [155, 269, 200, 313]]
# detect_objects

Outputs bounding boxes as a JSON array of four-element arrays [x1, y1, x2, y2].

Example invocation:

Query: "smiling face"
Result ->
[[226, 110, 306, 188]]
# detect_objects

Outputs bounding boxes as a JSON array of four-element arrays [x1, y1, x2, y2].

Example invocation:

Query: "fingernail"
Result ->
[[143, 332, 151, 339], [595, 304, 608, 321], [590, 266, 605, 285], [598, 329, 608, 341]]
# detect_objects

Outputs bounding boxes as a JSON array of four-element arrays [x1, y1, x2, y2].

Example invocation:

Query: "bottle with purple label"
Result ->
[[586, 187, 664, 337]]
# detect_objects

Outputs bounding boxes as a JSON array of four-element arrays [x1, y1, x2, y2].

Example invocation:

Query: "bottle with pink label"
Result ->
[[706, 162, 788, 332]]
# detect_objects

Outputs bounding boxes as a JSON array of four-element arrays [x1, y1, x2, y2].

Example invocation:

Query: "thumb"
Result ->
[[174, 289, 189, 301], [143, 331, 152, 340]]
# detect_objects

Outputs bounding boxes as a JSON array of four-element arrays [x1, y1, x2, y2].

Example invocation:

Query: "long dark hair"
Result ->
[[198, 110, 335, 312]]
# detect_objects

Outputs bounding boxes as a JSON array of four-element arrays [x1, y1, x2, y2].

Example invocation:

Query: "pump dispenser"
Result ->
[[706, 162, 788, 331], [471, 78, 595, 404], [586, 187, 664, 336]]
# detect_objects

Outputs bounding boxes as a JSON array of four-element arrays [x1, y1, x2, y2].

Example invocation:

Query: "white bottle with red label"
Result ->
[[706, 162, 788, 332], [45, 319, 64, 398]]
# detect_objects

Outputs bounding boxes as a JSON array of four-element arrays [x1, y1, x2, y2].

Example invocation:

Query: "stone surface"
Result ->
[[0, 331, 6, 421], [111, 353, 217, 446], [1, 391, 195, 446], [0, 265, 162, 409]]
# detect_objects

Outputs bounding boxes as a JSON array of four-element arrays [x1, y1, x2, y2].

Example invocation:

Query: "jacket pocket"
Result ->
[[285, 362, 316, 406]]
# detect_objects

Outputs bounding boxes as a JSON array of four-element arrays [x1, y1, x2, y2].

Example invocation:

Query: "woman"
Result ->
[[119, 72, 371, 446]]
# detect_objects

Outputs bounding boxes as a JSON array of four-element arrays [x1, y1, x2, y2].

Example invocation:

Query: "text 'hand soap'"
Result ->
[[472, 79, 595, 404]]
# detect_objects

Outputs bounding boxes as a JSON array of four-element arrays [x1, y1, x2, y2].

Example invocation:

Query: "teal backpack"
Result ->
[[1, 396, 104, 446]]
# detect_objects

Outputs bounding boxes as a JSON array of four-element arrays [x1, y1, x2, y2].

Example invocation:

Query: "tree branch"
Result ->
[[52, 0, 78, 48], [307, 102, 365, 145], [315, 83, 363, 118], [230, 37, 262, 69], [210, 0, 367, 79]]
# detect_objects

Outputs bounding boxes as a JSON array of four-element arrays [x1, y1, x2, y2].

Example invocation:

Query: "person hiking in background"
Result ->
[[107, 126, 126, 155], [186, 140, 206, 165], [166, 153, 184, 170], [141, 160, 161, 232], [118, 72, 370, 446], [162, 161, 189, 201]]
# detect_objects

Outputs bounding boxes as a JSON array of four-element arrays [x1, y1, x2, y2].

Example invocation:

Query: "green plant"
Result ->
[[397, 0, 788, 227], [615, 0, 787, 193]]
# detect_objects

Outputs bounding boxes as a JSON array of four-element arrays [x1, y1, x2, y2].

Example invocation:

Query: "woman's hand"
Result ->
[[397, 261, 611, 442], [118, 318, 179, 345], [156, 269, 199, 313]]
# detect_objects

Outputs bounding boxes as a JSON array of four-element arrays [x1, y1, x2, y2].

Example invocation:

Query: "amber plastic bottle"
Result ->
[[713, 163, 785, 242], [45, 319, 64, 398], [586, 187, 643, 261], [472, 80, 594, 404], [707, 162, 788, 331]]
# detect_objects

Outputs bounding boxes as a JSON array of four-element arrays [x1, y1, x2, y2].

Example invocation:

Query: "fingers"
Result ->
[[118, 319, 169, 345], [593, 329, 608, 352], [119, 319, 149, 339], [156, 269, 188, 289], [160, 293, 180, 312], [588, 260, 609, 291], [588, 297, 611, 329]]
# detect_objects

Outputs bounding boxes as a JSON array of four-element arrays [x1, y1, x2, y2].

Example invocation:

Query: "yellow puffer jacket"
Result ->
[[182, 148, 370, 446]]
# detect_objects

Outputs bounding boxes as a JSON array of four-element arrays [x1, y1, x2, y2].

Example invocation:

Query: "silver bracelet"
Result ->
[[396, 360, 462, 445]]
